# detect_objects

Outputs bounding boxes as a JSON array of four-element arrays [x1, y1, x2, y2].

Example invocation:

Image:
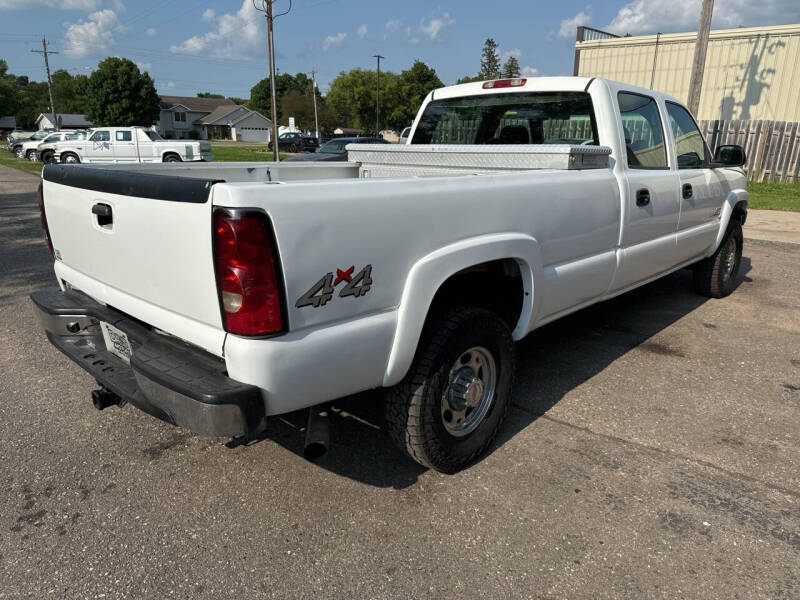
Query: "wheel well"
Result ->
[[162, 152, 180, 161], [732, 200, 747, 226], [426, 259, 524, 332]]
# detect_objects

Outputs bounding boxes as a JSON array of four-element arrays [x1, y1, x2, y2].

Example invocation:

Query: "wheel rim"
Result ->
[[15, 149, 23, 158], [65, 155, 77, 164], [441, 346, 497, 437], [722, 237, 737, 282]]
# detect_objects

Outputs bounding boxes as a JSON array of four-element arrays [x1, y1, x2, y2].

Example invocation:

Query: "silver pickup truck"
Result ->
[[32, 77, 747, 472]]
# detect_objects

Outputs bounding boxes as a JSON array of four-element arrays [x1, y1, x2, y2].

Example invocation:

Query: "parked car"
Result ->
[[31, 77, 748, 473], [9, 131, 52, 158], [53, 126, 212, 163], [283, 136, 391, 161], [398, 126, 411, 144], [267, 132, 318, 153], [35, 130, 88, 163]]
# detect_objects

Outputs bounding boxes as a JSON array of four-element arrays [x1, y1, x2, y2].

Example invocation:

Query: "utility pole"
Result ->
[[687, 0, 714, 116], [310, 69, 319, 141], [255, 0, 282, 161], [32, 37, 58, 131], [373, 54, 384, 135]]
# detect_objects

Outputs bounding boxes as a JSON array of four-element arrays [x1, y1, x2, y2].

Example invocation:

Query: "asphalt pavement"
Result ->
[[1, 164, 798, 599]]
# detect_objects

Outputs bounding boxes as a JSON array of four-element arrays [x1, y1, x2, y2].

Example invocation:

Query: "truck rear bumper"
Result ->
[[31, 289, 265, 438]]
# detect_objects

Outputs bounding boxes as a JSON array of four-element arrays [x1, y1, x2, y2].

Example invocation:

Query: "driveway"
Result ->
[[1, 165, 798, 599]]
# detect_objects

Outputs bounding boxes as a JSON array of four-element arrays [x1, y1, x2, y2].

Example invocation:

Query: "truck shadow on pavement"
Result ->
[[264, 260, 752, 489], [0, 191, 54, 307]]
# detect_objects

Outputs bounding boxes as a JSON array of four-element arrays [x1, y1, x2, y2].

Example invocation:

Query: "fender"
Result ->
[[382, 233, 542, 387], [706, 187, 748, 258]]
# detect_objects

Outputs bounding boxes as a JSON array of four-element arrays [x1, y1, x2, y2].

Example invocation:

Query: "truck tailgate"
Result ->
[[42, 165, 226, 355]]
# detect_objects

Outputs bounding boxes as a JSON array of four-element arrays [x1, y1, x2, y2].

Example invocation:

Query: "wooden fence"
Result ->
[[699, 119, 800, 183]]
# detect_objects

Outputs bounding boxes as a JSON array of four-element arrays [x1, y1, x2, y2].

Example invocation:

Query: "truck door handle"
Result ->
[[682, 183, 693, 199], [92, 203, 113, 226], [635, 188, 650, 207]]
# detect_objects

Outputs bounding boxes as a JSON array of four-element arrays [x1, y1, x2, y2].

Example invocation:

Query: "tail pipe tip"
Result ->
[[303, 404, 331, 461]]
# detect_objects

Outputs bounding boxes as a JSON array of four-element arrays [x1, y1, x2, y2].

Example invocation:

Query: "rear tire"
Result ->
[[384, 308, 515, 473], [693, 220, 743, 298], [163, 153, 181, 163], [289, 143, 298, 153], [14, 146, 24, 159], [26, 150, 37, 161]]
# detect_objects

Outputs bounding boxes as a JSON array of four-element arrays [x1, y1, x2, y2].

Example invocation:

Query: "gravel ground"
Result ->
[[1, 165, 798, 599]]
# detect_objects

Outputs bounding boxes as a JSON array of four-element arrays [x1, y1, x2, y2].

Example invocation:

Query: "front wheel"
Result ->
[[693, 220, 743, 298], [61, 153, 80, 164], [384, 308, 515, 473], [41, 151, 55, 164]]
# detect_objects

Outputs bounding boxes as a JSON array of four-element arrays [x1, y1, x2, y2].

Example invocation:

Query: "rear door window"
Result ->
[[115, 130, 132, 141], [617, 92, 667, 169], [411, 91, 599, 145]]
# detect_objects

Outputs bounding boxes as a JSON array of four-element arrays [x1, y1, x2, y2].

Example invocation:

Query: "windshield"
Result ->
[[144, 130, 162, 141], [33, 131, 49, 140], [411, 91, 599, 145], [318, 140, 348, 154]]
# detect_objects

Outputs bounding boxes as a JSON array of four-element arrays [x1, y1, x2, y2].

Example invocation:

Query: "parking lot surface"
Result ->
[[1, 165, 798, 599]]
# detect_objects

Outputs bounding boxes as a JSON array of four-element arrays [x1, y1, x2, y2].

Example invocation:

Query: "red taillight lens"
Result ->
[[213, 211, 284, 336], [482, 78, 527, 89], [36, 181, 53, 256]]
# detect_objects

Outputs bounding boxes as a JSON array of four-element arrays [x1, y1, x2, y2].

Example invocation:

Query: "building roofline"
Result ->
[[576, 22, 800, 49]]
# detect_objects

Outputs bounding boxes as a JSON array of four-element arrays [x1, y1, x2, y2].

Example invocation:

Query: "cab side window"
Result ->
[[90, 130, 110, 142], [116, 130, 132, 142], [666, 102, 710, 168], [617, 92, 667, 169]]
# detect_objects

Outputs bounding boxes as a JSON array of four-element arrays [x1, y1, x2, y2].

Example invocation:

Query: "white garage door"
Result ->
[[237, 127, 269, 142]]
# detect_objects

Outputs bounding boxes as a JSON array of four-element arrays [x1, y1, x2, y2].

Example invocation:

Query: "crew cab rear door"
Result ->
[[41, 165, 226, 354]]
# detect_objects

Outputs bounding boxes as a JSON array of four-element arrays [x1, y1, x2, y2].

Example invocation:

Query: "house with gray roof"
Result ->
[[157, 95, 271, 142], [35, 113, 93, 130]]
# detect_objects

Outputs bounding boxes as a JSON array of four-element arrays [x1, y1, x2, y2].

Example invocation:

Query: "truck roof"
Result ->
[[430, 76, 683, 107]]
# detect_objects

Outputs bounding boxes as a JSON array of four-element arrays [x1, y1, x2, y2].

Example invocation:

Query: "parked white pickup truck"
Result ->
[[53, 126, 213, 164], [32, 77, 747, 472]]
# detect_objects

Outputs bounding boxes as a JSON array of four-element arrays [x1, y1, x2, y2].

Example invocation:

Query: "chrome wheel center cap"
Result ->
[[449, 368, 482, 411]]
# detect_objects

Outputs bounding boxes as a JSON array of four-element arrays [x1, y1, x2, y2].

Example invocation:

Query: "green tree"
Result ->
[[501, 56, 521, 78], [479, 38, 501, 80], [197, 92, 225, 98], [326, 68, 401, 132], [51, 70, 88, 114], [249, 72, 316, 121], [0, 59, 19, 117], [279, 90, 336, 132], [228, 96, 249, 106], [383, 60, 442, 132], [455, 75, 482, 84], [84, 57, 160, 126]]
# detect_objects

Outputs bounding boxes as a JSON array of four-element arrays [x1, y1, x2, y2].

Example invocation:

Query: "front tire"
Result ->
[[384, 308, 515, 473], [693, 220, 743, 298], [61, 152, 80, 164]]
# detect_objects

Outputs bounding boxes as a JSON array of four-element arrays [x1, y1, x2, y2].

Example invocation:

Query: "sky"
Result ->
[[1, 0, 799, 99]]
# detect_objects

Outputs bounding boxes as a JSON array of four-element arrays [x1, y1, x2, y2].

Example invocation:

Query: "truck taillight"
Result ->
[[483, 78, 527, 89], [213, 211, 285, 336], [36, 181, 53, 256]]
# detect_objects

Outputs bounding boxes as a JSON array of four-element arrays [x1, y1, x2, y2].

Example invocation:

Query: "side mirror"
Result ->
[[713, 144, 746, 167]]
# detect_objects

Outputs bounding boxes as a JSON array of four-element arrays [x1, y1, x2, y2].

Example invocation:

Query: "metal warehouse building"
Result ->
[[574, 23, 800, 122]]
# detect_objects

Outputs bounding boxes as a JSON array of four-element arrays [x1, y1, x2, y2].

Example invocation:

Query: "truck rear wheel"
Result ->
[[693, 220, 743, 298], [163, 153, 181, 162], [384, 308, 515, 473]]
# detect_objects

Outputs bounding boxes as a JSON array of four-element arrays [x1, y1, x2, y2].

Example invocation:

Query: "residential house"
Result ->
[[157, 95, 272, 142], [35, 113, 93, 131], [0, 116, 16, 137]]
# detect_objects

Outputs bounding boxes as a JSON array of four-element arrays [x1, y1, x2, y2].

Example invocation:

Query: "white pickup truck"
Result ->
[[32, 77, 747, 472], [53, 126, 213, 164]]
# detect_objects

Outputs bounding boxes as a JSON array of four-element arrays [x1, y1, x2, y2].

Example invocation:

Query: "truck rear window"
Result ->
[[411, 91, 599, 146]]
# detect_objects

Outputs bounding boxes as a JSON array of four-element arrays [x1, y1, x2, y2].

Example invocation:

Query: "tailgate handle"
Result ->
[[92, 203, 113, 227]]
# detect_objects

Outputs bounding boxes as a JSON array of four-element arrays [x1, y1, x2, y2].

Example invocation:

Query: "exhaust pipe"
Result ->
[[91, 388, 121, 411], [303, 404, 330, 461]]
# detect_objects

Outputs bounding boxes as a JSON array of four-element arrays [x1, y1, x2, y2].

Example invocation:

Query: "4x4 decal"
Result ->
[[295, 265, 372, 309]]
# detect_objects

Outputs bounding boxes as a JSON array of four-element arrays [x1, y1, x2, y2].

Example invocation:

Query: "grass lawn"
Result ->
[[747, 181, 800, 212], [211, 145, 289, 162], [0, 148, 44, 177]]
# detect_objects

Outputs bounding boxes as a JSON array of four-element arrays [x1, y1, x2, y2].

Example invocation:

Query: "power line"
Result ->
[[31, 37, 58, 131]]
